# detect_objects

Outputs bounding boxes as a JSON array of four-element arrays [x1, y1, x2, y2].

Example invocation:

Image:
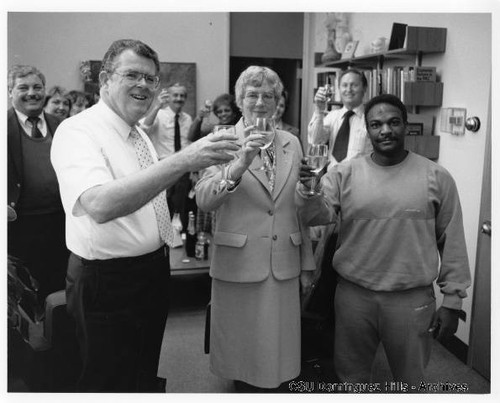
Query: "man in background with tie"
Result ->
[[307, 68, 372, 167], [7, 64, 69, 302], [50, 39, 238, 392], [140, 83, 194, 230]]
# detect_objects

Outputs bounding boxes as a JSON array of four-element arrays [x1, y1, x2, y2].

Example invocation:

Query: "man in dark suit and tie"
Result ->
[[8, 64, 69, 302]]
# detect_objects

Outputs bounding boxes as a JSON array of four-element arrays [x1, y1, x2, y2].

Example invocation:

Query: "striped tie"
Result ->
[[130, 126, 174, 247]]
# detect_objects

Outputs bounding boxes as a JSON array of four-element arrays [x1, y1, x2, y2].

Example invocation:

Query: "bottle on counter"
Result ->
[[185, 211, 196, 257], [195, 231, 208, 261]]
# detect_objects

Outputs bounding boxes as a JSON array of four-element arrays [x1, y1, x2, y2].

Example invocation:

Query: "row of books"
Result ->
[[316, 66, 438, 105]]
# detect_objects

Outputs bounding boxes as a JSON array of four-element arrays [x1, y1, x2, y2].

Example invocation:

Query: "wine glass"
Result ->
[[213, 125, 237, 187], [252, 117, 276, 172], [305, 144, 329, 195], [253, 117, 276, 150]]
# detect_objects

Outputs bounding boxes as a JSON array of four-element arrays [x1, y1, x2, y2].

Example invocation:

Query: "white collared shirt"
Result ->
[[50, 100, 163, 260], [307, 104, 372, 170], [14, 109, 48, 137], [139, 106, 192, 158]]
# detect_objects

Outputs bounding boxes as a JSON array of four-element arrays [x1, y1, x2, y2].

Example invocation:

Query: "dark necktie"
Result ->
[[27, 116, 43, 138], [332, 110, 355, 162], [174, 113, 181, 152]]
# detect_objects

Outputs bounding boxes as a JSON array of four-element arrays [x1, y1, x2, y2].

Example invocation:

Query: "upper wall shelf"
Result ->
[[317, 26, 447, 69]]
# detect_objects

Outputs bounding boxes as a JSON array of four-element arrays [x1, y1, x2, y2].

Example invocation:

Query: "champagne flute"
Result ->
[[213, 125, 237, 187], [306, 144, 329, 195]]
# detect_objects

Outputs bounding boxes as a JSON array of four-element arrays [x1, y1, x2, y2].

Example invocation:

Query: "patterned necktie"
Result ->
[[174, 113, 181, 152], [130, 126, 174, 247], [332, 109, 355, 162], [27, 116, 43, 138]]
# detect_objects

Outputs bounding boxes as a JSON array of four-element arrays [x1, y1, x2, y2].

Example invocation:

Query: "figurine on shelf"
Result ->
[[333, 13, 352, 55], [371, 37, 387, 53], [321, 14, 341, 63]]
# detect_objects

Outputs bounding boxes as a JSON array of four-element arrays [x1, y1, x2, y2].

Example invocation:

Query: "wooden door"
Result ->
[[467, 92, 491, 380]]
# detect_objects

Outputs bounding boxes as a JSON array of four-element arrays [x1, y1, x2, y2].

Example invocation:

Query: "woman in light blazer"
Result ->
[[196, 66, 315, 391]]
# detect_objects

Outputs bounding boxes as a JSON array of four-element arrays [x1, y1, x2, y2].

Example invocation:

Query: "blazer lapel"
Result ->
[[8, 108, 23, 180], [272, 131, 293, 201], [249, 154, 271, 194]]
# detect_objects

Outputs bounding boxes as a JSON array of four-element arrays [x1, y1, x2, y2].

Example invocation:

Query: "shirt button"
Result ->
[[272, 235, 277, 240], [268, 210, 274, 216]]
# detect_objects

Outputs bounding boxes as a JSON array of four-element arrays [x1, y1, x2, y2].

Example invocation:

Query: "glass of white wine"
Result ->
[[252, 117, 276, 171], [253, 117, 275, 150], [306, 144, 329, 195], [213, 125, 237, 187]]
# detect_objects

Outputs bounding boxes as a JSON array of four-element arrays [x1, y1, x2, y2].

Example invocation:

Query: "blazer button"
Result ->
[[10, 202, 16, 207], [272, 235, 278, 240], [17, 183, 21, 188]]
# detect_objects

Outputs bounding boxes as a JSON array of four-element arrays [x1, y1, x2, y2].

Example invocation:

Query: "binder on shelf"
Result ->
[[388, 23, 408, 50]]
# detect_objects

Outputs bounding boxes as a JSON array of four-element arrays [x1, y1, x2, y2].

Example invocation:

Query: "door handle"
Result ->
[[481, 220, 491, 236]]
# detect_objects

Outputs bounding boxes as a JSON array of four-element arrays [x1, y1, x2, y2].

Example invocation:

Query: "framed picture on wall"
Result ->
[[81, 61, 197, 118], [341, 41, 359, 60]]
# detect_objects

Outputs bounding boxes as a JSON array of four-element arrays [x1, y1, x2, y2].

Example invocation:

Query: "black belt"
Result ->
[[77, 245, 169, 267]]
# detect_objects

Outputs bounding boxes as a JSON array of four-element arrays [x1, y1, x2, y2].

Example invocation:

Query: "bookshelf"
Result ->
[[314, 25, 447, 159]]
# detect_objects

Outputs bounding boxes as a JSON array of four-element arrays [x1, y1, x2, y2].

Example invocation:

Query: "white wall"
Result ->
[[302, 13, 491, 344], [7, 12, 230, 112]]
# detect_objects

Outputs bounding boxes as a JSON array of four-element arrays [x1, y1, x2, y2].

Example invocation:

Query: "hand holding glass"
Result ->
[[213, 125, 237, 187], [305, 144, 329, 195]]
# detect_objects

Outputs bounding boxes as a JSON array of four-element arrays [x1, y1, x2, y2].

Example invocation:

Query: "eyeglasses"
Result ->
[[244, 91, 276, 104], [113, 70, 160, 89]]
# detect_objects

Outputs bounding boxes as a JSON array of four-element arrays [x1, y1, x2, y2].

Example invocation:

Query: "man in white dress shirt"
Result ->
[[308, 68, 372, 169], [51, 39, 238, 393]]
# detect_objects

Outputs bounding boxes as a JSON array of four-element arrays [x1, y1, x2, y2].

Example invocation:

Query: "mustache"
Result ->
[[25, 94, 43, 101]]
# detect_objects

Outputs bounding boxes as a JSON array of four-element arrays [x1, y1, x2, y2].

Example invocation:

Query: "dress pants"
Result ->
[[334, 278, 435, 384], [8, 211, 69, 303], [66, 247, 170, 392]]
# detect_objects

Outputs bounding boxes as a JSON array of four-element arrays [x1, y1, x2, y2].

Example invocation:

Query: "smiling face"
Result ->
[[366, 102, 408, 165], [9, 74, 46, 117], [99, 49, 157, 126], [241, 82, 277, 123], [339, 71, 366, 109], [167, 86, 187, 113], [44, 93, 71, 119], [214, 103, 235, 125]]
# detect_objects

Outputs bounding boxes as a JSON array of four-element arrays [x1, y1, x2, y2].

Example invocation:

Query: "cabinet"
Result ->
[[314, 25, 447, 159]]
